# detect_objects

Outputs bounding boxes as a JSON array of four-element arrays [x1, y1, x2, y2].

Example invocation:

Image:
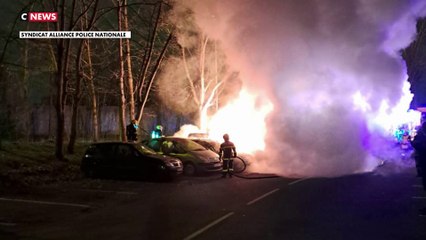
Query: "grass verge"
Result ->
[[0, 141, 90, 191]]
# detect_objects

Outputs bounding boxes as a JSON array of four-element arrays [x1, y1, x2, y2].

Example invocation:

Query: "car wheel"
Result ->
[[183, 162, 196, 176]]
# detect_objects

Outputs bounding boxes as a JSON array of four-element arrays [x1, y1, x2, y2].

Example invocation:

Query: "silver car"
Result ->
[[147, 137, 222, 176]]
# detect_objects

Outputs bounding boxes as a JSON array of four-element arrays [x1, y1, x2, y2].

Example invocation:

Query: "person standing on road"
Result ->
[[126, 119, 138, 142], [411, 122, 426, 216], [219, 134, 237, 178]]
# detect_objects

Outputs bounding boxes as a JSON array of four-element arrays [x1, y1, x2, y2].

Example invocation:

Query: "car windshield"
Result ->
[[188, 132, 209, 138], [137, 145, 158, 155], [174, 139, 206, 151], [195, 140, 220, 152]]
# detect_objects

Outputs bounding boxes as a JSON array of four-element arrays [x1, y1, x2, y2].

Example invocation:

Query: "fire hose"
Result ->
[[192, 139, 280, 179], [232, 173, 280, 179], [226, 156, 280, 179]]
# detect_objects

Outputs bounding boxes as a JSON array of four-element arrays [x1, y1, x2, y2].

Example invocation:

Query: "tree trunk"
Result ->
[[199, 106, 207, 130], [55, 0, 78, 160], [123, 0, 135, 121], [198, 35, 209, 130], [22, 7, 33, 141], [67, 40, 84, 154], [68, 0, 100, 151], [85, 39, 99, 142], [118, 0, 127, 142], [55, 46, 65, 160], [214, 41, 219, 112], [54, 0, 66, 161]]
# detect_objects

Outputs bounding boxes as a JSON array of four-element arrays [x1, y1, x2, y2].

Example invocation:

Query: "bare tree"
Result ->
[[155, 6, 239, 131], [117, 1, 174, 126], [53, 0, 73, 161], [0, 0, 177, 149], [136, 30, 173, 123], [67, 39, 85, 154], [123, 0, 136, 121], [86, 38, 99, 142], [68, 0, 99, 154], [54, 0, 97, 159], [182, 34, 223, 129], [118, 0, 127, 142]]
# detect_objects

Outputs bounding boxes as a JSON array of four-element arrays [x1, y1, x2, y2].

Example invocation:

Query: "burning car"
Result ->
[[188, 135, 252, 173], [146, 137, 222, 176]]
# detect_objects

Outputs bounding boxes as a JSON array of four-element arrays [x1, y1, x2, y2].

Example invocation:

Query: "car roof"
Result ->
[[90, 142, 131, 144], [89, 142, 137, 146], [162, 137, 206, 143], [188, 132, 209, 138], [155, 137, 190, 141]]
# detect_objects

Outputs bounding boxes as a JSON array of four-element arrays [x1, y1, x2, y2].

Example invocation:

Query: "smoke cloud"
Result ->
[[178, 0, 426, 177]]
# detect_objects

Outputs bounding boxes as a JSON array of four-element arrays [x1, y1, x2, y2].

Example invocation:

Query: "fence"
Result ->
[[11, 105, 188, 141]]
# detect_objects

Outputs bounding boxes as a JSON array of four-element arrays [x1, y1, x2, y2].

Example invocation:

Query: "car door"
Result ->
[[95, 144, 115, 176], [115, 144, 154, 178], [164, 141, 192, 164], [130, 146, 158, 178], [136, 150, 162, 179], [148, 139, 162, 152], [113, 144, 139, 177]]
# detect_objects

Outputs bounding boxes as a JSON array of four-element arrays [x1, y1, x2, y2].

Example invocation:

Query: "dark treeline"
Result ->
[[0, 0, 177, 159], [0, 0, 238, 160], [403, 17, 426, 109]]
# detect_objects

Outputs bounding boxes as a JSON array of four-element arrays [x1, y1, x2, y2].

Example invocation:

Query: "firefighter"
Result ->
[[126, 119, 138, 142], [151, 125, 163, 139], [219, 133, 237, 178], [400, 132, 412, 161]]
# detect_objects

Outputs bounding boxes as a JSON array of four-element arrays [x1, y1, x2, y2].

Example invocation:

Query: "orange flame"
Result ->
[[174, 89, 273, 154], [207, 89, 273, 153]]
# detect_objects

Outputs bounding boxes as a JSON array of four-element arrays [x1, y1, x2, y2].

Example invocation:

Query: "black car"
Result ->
[[81, 142, 183, 181], [146, 137, 222, 176]]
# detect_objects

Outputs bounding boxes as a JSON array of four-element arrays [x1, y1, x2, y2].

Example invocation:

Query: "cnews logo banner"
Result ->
[[21, 12, 58, 22], [19, 31, 132, 39]]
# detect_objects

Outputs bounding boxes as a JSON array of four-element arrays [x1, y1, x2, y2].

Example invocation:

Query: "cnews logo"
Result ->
[[21, 12, 58, 22]]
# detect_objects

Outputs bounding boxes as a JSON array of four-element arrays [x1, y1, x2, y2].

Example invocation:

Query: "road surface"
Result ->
[[0, 165, 425, 240]]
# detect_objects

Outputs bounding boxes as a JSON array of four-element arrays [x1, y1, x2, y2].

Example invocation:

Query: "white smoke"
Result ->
[[180, 0, 426, 177]]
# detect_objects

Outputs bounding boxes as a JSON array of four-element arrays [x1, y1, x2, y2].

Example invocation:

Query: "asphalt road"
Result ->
[[0, 164, 425, 240]]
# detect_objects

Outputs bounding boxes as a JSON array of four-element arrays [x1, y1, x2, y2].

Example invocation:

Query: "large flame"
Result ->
[[207, 89, 273, 153], [174, 89, 273, 154]]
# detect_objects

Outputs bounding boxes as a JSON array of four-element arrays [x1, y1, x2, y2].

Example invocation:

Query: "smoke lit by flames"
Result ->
[[169, 0, 426, 177], [353, 81, 420, 137], [176, 80, 419, 158]]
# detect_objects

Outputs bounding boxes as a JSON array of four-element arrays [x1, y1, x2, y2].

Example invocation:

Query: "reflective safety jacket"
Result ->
[[219, 141, 237, 159]]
